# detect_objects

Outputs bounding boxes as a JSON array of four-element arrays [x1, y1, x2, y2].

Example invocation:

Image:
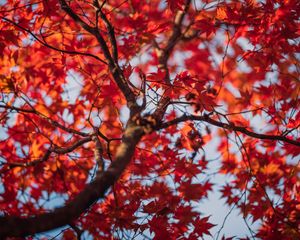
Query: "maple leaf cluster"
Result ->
[[0, 0, 299, 239]]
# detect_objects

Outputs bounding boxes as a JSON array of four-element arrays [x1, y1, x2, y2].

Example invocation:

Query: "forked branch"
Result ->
[[59, 0, 138, 112], [0, 122, 144, 238]]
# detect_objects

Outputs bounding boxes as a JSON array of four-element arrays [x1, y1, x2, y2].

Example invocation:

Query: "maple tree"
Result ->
[[0, 0, 299, 239]]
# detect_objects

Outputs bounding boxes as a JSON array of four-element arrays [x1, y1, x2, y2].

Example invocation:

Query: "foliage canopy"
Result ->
[[0, 0, 299, 239]]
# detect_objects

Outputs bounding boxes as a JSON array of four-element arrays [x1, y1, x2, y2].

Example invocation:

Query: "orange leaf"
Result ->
[[216, 7, 227, 21]]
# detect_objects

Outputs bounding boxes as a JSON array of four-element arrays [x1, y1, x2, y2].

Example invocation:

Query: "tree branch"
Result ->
[[0, 122, 144, 238], [93, 0, 118, 61], [153, 0, 191, 120], [1, 149, 51, 170], [158, 114, 300, 147], [59, 0, 139, 113], [0, 104, 88, 137], [52, 136, 92, 154], [1, 17, 107, 64]]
